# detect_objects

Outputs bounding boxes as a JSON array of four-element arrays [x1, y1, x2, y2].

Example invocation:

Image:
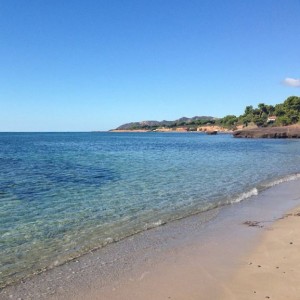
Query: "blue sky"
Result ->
[[0, 0, 300, 131]]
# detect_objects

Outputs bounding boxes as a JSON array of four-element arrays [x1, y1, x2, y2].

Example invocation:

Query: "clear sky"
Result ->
[[1, 0, 300, 131]]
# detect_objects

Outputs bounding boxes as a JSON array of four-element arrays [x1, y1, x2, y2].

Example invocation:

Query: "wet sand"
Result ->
[[1, 179, 300, 300]]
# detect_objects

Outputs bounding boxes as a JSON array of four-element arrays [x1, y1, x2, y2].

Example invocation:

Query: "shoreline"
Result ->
[[1, 179, 300, 299], [109, 129, 233, 133], [0, 174, 298, 290], [233, 124, 300, 138]]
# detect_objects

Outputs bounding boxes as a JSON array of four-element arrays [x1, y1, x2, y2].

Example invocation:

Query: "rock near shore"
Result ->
[[233, 125, 300, 138]]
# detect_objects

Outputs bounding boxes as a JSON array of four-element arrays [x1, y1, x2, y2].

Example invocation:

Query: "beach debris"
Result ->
[[138, 271, 150, 281], [290, 242, 293, 244], [257, 265, 261, 268], [243, 221, 263, 228], [283, 212, 300, 219]]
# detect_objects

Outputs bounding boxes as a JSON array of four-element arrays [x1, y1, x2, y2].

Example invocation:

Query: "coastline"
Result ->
[[233, 124, 300, 138], [1, 178, 300, 299], [111, 124, 300, 138], [109, 129, 233, 133]]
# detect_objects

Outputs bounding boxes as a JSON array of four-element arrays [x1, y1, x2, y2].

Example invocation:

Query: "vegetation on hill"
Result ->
[[114, 96, 300, 131], [205, 95, 300, 129], [236, 96, 300, 127], [115, 116, 215, 131]]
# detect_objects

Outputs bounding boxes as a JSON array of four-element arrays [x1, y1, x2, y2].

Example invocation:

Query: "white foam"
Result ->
[[144, 220, 164, 230], [225, 173, 300, 206], [104, 237, 114, 244], [228, 188, 259, 204], [262, 173, 300, 188]]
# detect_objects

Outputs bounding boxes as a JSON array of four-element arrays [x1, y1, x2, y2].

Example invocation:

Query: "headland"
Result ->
[[233, 124, 300, 138]]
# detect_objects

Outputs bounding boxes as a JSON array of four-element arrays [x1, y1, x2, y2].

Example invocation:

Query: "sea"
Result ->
[[1, 132, 300, 288]]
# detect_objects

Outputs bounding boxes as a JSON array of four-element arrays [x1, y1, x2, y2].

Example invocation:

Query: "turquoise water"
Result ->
[[1, 132, 300, 287]]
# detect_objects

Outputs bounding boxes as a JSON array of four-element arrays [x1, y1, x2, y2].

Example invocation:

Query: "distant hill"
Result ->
[[111, 96, 300, 132], [114, 116, 216, 130]]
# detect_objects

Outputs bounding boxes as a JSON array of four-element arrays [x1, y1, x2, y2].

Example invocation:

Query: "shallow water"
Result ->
[[1, 132, 300, 287]]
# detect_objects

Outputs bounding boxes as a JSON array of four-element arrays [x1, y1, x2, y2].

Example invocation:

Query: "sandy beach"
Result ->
[[223, 206, 300, 300], [91, 187, 300, 300], [2, 0, 300, 298], [1, 179, 300, 300]]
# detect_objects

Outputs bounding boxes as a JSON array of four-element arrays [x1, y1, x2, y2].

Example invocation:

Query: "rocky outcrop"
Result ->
[[197, 125, 232, 133], [233, 125, 300, 138]]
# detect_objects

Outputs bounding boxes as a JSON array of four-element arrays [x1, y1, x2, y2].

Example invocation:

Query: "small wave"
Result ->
[[261, 173, 300, 189], [222, 173, 300, 207], [144, 220, 165, 230], [227, 188, 259, 205]]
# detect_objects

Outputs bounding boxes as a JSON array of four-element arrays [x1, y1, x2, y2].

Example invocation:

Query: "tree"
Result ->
[[267, 105, 275, 115], [274, 104, 285, 117], [220, 115, 238, 128], [283, 96, 300, 112], [253, 115, 265, 126], [244, 105, 254, 115], [258, 103, 268, 117], [276, 116, 292, 126]]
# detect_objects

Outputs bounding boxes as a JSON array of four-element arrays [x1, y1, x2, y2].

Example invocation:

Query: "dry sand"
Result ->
[[223, 207, 300, 300]]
